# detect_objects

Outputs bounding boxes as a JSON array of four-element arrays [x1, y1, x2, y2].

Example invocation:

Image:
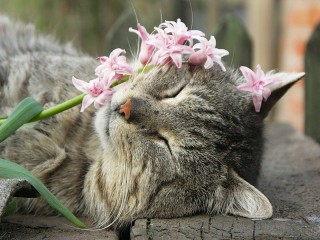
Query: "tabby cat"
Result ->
[[0, 15, 304, 228]]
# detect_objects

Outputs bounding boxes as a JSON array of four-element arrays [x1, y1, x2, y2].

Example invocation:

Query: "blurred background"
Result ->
[[0, 0, 319, 132]]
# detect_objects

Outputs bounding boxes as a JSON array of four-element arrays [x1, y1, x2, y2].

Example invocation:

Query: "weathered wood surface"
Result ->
[[0, 214, 118, 240], [1, 123, 320, 239]]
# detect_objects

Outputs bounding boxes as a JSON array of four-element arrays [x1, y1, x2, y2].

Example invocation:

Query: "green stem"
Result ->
[[0, 94, 85, 126], [0, 66, 155, 126]]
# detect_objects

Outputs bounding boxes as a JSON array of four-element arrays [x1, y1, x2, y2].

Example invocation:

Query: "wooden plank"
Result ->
[[246, 0, 276, 69], [305, 22, 320, 142], [1, 215, 118, 240]]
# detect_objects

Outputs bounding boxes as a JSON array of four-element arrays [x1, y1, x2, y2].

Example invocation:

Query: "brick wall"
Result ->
[[277, 0, 320, 131]]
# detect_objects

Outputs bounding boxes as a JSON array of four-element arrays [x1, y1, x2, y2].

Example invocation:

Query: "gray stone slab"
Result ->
[[0, 179, 37, 217], [131, 124, 320, 239]]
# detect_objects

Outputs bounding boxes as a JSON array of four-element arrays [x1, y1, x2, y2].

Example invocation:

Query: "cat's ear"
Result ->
[[259, 72, 305, 118], [216, 170, 273, 219]]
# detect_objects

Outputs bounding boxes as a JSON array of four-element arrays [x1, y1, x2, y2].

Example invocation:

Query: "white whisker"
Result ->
[[188, 0, 194, 30]]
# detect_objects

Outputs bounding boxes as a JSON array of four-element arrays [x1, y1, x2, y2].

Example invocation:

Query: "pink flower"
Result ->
[[72, 77, 113, 112], [95, 48, 134, 84], [147, 27, 194, 68], [72, 48, 133, 112], [237, 65, 281, 112], [73, 19, 234, 113], [129, 19, 204, 68], [129, 24, 155, 65], [159, 18, 205, 45], [188, 36, 229, 71]]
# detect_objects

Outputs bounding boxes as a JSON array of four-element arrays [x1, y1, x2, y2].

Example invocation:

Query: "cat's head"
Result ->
[[94, 63, 304, 219]]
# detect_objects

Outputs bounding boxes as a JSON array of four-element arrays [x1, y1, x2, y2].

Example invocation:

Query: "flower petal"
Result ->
[[170, 53, 182, 68], [72, 76, 89, 93], [96, 56, 107, 63], [208, 36, 217, 48], [256, 64, 265, 80], [204, 56, 214, 69], [110, 48, 126, 60], [189, 30, 205, 37], [237, 83, 255, 92], [239, 66, 256, 84], [262, 87, 271, 100], [253, 94, 263, 112], [188, 50, 207, 65], [80, 95, 95, 112], [139, 42, 154, 65], [214, 48, 229, 58], [137, 24, 149, 40], [213, 57, 226, 71]]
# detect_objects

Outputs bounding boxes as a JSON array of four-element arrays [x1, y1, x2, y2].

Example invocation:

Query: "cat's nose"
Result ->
[[119, 98, 132, 120]]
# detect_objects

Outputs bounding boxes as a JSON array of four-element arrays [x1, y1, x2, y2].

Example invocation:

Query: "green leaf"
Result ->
[[0, 159, 85, 228], [0, 97, 44, 142], [0, 94, 86, 127], [3, 198, 16, 217]]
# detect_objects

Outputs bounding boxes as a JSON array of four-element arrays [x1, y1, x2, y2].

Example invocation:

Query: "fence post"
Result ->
[[213, 14, 252, 69], [305, 22, 320, 142]]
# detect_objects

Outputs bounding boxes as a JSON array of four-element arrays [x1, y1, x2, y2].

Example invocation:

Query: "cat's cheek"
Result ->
[[110, 83, 132, 110], [94, 104, 113, 149]]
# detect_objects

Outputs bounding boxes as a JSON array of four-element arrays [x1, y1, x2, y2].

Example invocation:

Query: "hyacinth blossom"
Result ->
[[72, 19, 231, 112], [237, 65, 281, 112], [129, 19, 229, 70], [189, 36, 229, 71], [72, 48, 134, 112], [95, 48, 134, 83], [72, 19, 280, 113]]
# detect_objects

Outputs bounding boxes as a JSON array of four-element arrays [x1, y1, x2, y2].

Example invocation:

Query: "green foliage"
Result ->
[[0, 0, 186, 55], [0, 94, 85, 126], [213, 14, 252, 69], [0, 98, 43, 142], [3, 198, 16, 217], [0, 97, 85, 228], [0, 0, 127, 54], [0, 159, 85, 228]]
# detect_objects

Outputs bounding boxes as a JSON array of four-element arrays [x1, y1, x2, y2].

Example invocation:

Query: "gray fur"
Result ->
[[0, 15, 302, 228]]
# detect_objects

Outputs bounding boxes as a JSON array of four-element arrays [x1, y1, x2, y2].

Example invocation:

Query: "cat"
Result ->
[[0, 15, 304, 229]]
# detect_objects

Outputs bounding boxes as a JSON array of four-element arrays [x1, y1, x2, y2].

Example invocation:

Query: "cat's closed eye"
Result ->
[[157, 133, 171, 148], [147, 130, 173, 153], [160, 83, 186, 99]]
